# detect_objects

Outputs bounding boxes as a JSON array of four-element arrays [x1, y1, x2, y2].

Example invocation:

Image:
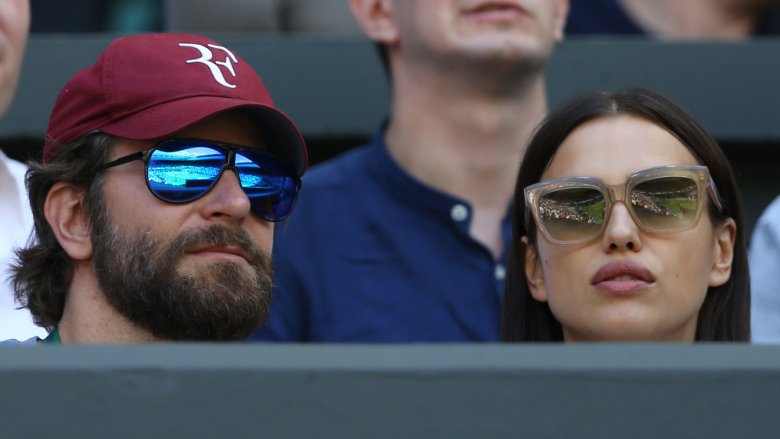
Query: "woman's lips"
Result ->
[[591, 261, 655, 294]]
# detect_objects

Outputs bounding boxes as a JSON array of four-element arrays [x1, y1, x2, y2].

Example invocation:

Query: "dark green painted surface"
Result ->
[[3, 36, 780, 141], [1, 344, 779, 438]]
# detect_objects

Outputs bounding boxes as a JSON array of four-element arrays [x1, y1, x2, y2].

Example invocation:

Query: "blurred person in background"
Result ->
[[165, 0, 360, 34], [0, 0, 47, 340], [566, 0, 780, 39], [253, 0, 570, 342], [749, 196, 780, 343]]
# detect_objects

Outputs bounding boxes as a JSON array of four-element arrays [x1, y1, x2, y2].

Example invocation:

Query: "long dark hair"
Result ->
[[11, 135, 112, 330], [501, 88, 750, 342]]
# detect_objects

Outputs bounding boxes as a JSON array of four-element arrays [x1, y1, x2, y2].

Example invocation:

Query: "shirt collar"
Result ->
[[365, 121, 475, 217]]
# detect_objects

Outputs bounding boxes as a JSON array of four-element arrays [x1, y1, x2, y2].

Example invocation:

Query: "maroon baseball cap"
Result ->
[[44, 33, 307, 175]]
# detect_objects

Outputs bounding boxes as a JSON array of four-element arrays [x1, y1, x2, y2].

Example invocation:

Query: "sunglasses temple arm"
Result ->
[[707, 177, 724, 213], [96, 151, 147, 171]]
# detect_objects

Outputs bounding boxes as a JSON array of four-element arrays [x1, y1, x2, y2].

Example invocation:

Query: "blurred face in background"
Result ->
[[0, 0, 29, 116], [721, 0, 780, 13], [387, 0, 569, 69]]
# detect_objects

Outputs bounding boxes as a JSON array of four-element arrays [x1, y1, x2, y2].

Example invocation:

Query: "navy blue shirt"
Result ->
[[566, 0, 644, 35], [250, 125, 511, 342], [566, 0, 780, 36]]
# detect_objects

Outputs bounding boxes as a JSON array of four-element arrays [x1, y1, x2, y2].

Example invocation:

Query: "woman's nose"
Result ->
[[601, 203, 642, 252]]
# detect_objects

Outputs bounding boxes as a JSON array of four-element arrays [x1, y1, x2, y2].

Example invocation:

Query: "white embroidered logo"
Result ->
[[178, 42, 239, 88]]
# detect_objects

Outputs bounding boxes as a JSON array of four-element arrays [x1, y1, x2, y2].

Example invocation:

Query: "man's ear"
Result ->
[[709, 218, 737, 287], [44, 182, 93, 261], [349, 0, 399, 44], [553, 0, 570, 42], [523, 236, 548, 303]]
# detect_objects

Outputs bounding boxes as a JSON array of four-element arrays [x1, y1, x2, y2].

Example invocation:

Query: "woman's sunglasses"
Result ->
[[524, 165, 723, 244], [97, 139, 301, 222]]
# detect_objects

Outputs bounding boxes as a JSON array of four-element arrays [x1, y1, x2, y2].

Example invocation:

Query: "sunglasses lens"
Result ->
[[631, 176, 699, 232], [146, 142, 300, 222], [147, 145, 226, 203], [538, 187, 606, 242], [235, 151, 299, 222]]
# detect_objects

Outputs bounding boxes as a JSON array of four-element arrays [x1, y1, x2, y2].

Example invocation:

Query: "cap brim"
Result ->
[[98, 96, 307, 176]]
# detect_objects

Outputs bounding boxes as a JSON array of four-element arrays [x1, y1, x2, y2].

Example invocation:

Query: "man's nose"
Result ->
[[198, 169, 252, 222]]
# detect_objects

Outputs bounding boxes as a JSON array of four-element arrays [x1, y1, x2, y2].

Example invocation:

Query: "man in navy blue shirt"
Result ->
[[252, 0, 570, 342]]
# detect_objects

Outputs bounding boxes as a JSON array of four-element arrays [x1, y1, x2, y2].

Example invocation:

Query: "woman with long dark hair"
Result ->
[[502, 88, 749, 342]]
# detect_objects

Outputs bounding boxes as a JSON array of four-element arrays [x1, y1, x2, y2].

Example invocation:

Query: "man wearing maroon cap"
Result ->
[[8, 33, 307, 343]]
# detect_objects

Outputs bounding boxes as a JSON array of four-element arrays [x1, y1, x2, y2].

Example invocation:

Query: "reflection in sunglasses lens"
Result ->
[[148, 146, 227, 203], [632, 176, 699, 231], [539, 187, 605, 242]]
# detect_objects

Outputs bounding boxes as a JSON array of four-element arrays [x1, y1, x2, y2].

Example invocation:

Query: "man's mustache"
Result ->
[[167, 224, 266, 267]]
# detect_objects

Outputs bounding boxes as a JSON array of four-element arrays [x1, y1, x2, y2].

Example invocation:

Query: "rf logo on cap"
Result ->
[[179, 42, 238, 89]]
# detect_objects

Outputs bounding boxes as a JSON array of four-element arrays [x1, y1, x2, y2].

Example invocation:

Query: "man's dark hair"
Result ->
[[12, 134, 113, 330]]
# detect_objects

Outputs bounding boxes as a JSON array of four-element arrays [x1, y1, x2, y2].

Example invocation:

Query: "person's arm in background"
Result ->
[[750, 196, 780, 343]]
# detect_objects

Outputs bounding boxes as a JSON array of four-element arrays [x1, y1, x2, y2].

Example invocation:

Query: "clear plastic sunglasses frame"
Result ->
[[524, 165, 723, 245]]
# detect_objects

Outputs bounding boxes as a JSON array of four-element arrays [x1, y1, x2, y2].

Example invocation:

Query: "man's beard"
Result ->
[[90, 213, 272, 341]]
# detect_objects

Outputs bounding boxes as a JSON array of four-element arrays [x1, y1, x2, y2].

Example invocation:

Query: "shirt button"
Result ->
[[450, 204, 469, 222], [494, 264, 506, 281]]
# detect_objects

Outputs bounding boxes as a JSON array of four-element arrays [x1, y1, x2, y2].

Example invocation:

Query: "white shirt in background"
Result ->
[[0, 150, 47, 340], [750, 195, 780, 344]]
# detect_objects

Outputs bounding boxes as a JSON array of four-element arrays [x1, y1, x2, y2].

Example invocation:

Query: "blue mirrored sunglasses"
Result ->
[[97, 138, 301, 222]]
